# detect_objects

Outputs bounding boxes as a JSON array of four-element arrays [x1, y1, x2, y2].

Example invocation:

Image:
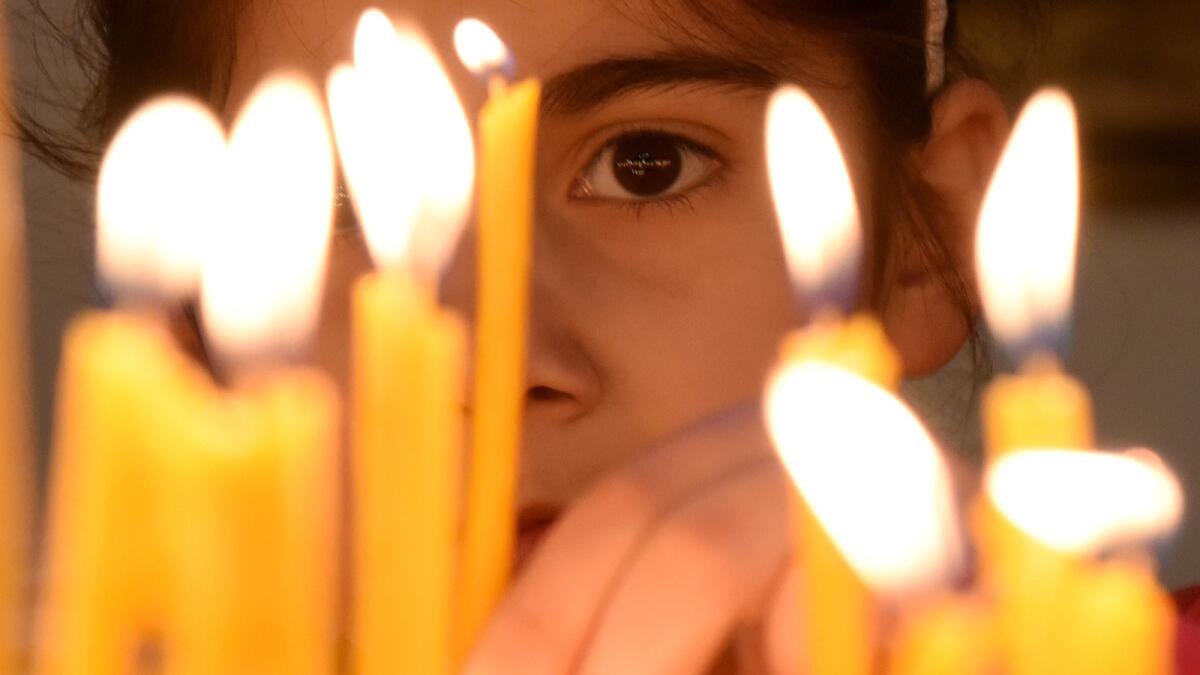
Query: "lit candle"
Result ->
[[328, 10, 472, 675], [766, 361, 963, 675], [975, 89, 1092, 459], [0, 15, 32, 674], [452, 18, 541, 658], [888, 599, 994, 675], [35, 97, 225, 675], [983, 448, 1183, 675], [173, 72, 339, 673], [1064, 562, 1176, 675], [763, 84, 903, 675]]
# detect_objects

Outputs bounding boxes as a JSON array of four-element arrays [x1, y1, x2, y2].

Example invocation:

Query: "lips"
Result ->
[[516, 504, 562, 569]]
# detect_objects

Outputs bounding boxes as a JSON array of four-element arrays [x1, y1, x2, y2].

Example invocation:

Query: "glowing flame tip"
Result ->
[[766, 361, 961, 596], [454, 18, 513, 78], [766, 85, 862, 312], [987, 449, 1183, 555], [976, 87, 1080, 359]]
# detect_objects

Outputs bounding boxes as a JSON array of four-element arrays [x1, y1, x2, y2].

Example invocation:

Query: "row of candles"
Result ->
[[0, 5, 1186, 674]]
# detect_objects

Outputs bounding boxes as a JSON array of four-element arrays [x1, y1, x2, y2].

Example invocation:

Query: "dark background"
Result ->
[[7, 0, 1200, 585]]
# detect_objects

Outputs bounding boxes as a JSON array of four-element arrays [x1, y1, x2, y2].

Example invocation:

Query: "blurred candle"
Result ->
[[889, 598, 994, 675], [329, 11, 472, 675], [453, 18, 541, 658], [975, 89, 1092, 459], [764, 84, 903, 675], [35, 97, 224, 675], [983, 449, 1183, 675], [1064, 562, 1176, 675], [0, 16, 31, 674], [177, 73, 339, 674]]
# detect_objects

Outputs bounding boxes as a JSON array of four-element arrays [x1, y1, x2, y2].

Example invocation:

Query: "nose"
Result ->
[[523, 292, 599, 422], [439, 219, 599, 423]]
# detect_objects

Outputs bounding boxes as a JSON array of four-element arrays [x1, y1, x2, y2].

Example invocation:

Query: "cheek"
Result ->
[[546, 173, 800, 439]]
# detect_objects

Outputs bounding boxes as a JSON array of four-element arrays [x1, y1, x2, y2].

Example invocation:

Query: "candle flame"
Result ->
[[987, 449, 1183, 555], [200, 73, 335, 366], [765, 361, 962, 596], [453, 18, 513, 78], [976, 89, 1080, 359], [329, 11, 474, 278], [766, 85, 862, 312], [97, 97, 225, 299]]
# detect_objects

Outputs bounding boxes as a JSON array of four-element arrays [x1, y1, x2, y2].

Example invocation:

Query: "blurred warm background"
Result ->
[[7, 0, 1200, 585]]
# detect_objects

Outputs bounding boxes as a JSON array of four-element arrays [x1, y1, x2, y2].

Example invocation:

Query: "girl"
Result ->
[[28, 1, 1192, 674]]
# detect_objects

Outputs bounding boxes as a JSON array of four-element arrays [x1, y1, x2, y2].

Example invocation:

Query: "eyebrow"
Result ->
[[540, 51, 781, 115]]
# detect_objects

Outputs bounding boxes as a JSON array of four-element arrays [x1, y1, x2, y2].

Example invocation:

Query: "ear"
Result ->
[[882, 78, 1010, 377]]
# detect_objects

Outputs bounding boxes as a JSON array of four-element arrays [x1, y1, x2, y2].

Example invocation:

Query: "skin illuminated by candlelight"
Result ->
[[181, 0, 1010, 671]]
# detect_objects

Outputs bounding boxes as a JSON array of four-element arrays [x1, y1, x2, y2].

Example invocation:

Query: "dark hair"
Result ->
[[16, 0, 1040, 368]]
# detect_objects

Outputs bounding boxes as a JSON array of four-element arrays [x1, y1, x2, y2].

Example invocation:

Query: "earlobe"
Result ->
[[882, 79, 1011, 378]]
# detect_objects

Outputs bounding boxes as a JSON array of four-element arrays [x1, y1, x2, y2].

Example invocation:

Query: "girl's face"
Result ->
[[227, 0, 975, 555]]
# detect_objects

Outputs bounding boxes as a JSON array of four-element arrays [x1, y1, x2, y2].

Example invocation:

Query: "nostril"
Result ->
[[527, 385, 569, 403]]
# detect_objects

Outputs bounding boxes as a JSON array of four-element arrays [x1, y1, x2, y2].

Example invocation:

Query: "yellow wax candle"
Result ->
[[973, 499, 1078, 675], [975, 90, 1087, 462], [168, 371, 338, 675], [888, 598, 994, 675], [457, 63, 541, 652], [353, 273, 464, 675], [36, 314, 181, 675], [780, 311, 901, 675], [170, 68, 338, 672], [779, 311, 902, 391], [1061, 562, 1175, 675], [329, 14, 476, 672], [0, 15, 31, 674], [979, 450, 1184, 675], [983, 353, 1093, 459]]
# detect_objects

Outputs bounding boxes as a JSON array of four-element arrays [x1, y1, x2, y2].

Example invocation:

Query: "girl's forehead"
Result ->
[[226, 0, 691, 113]]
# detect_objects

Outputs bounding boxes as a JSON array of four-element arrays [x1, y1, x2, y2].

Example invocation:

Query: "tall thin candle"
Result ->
[[178, 72, 339, 673], [329, 11, 473, 674], [453, 18, 541, 659], [35, 97, 224, 675], [975, 89, 1092, 459], [764, 84, 899, 675]]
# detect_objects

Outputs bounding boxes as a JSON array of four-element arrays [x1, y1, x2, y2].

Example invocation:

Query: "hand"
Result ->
[[462, 404, 804, 675]]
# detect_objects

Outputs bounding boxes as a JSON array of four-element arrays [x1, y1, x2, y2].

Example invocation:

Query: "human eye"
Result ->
[[568, 129, 722, 206]]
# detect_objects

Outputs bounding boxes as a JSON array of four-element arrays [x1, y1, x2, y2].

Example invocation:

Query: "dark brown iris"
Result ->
[[612, 133, 683, 196]]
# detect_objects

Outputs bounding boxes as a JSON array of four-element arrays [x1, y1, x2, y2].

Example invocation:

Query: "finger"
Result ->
[[463, 404, 776, 675], [574, 458, 790, 675]]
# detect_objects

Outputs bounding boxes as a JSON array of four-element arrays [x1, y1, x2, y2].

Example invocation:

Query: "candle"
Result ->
[[971, 88, 1095, 675], [328, 11, 473, 675], [175, 72, 339, 673], [35, 98, 225, 674], [0, 15, 31, 673], [888, 599, 993, 675], [983, 448, 1183, 675], [38, 316, 185, 675], [452, 18, 541, 657], [166, 372, 338, 675], [766, 362, 963, 675], [975, 89, 1091, 459], [1064, 562, 1176, 675], [764, 84, 903, 675]]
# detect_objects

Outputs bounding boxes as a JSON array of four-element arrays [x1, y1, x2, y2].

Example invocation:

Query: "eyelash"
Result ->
[[572, 127, 725, 214]]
